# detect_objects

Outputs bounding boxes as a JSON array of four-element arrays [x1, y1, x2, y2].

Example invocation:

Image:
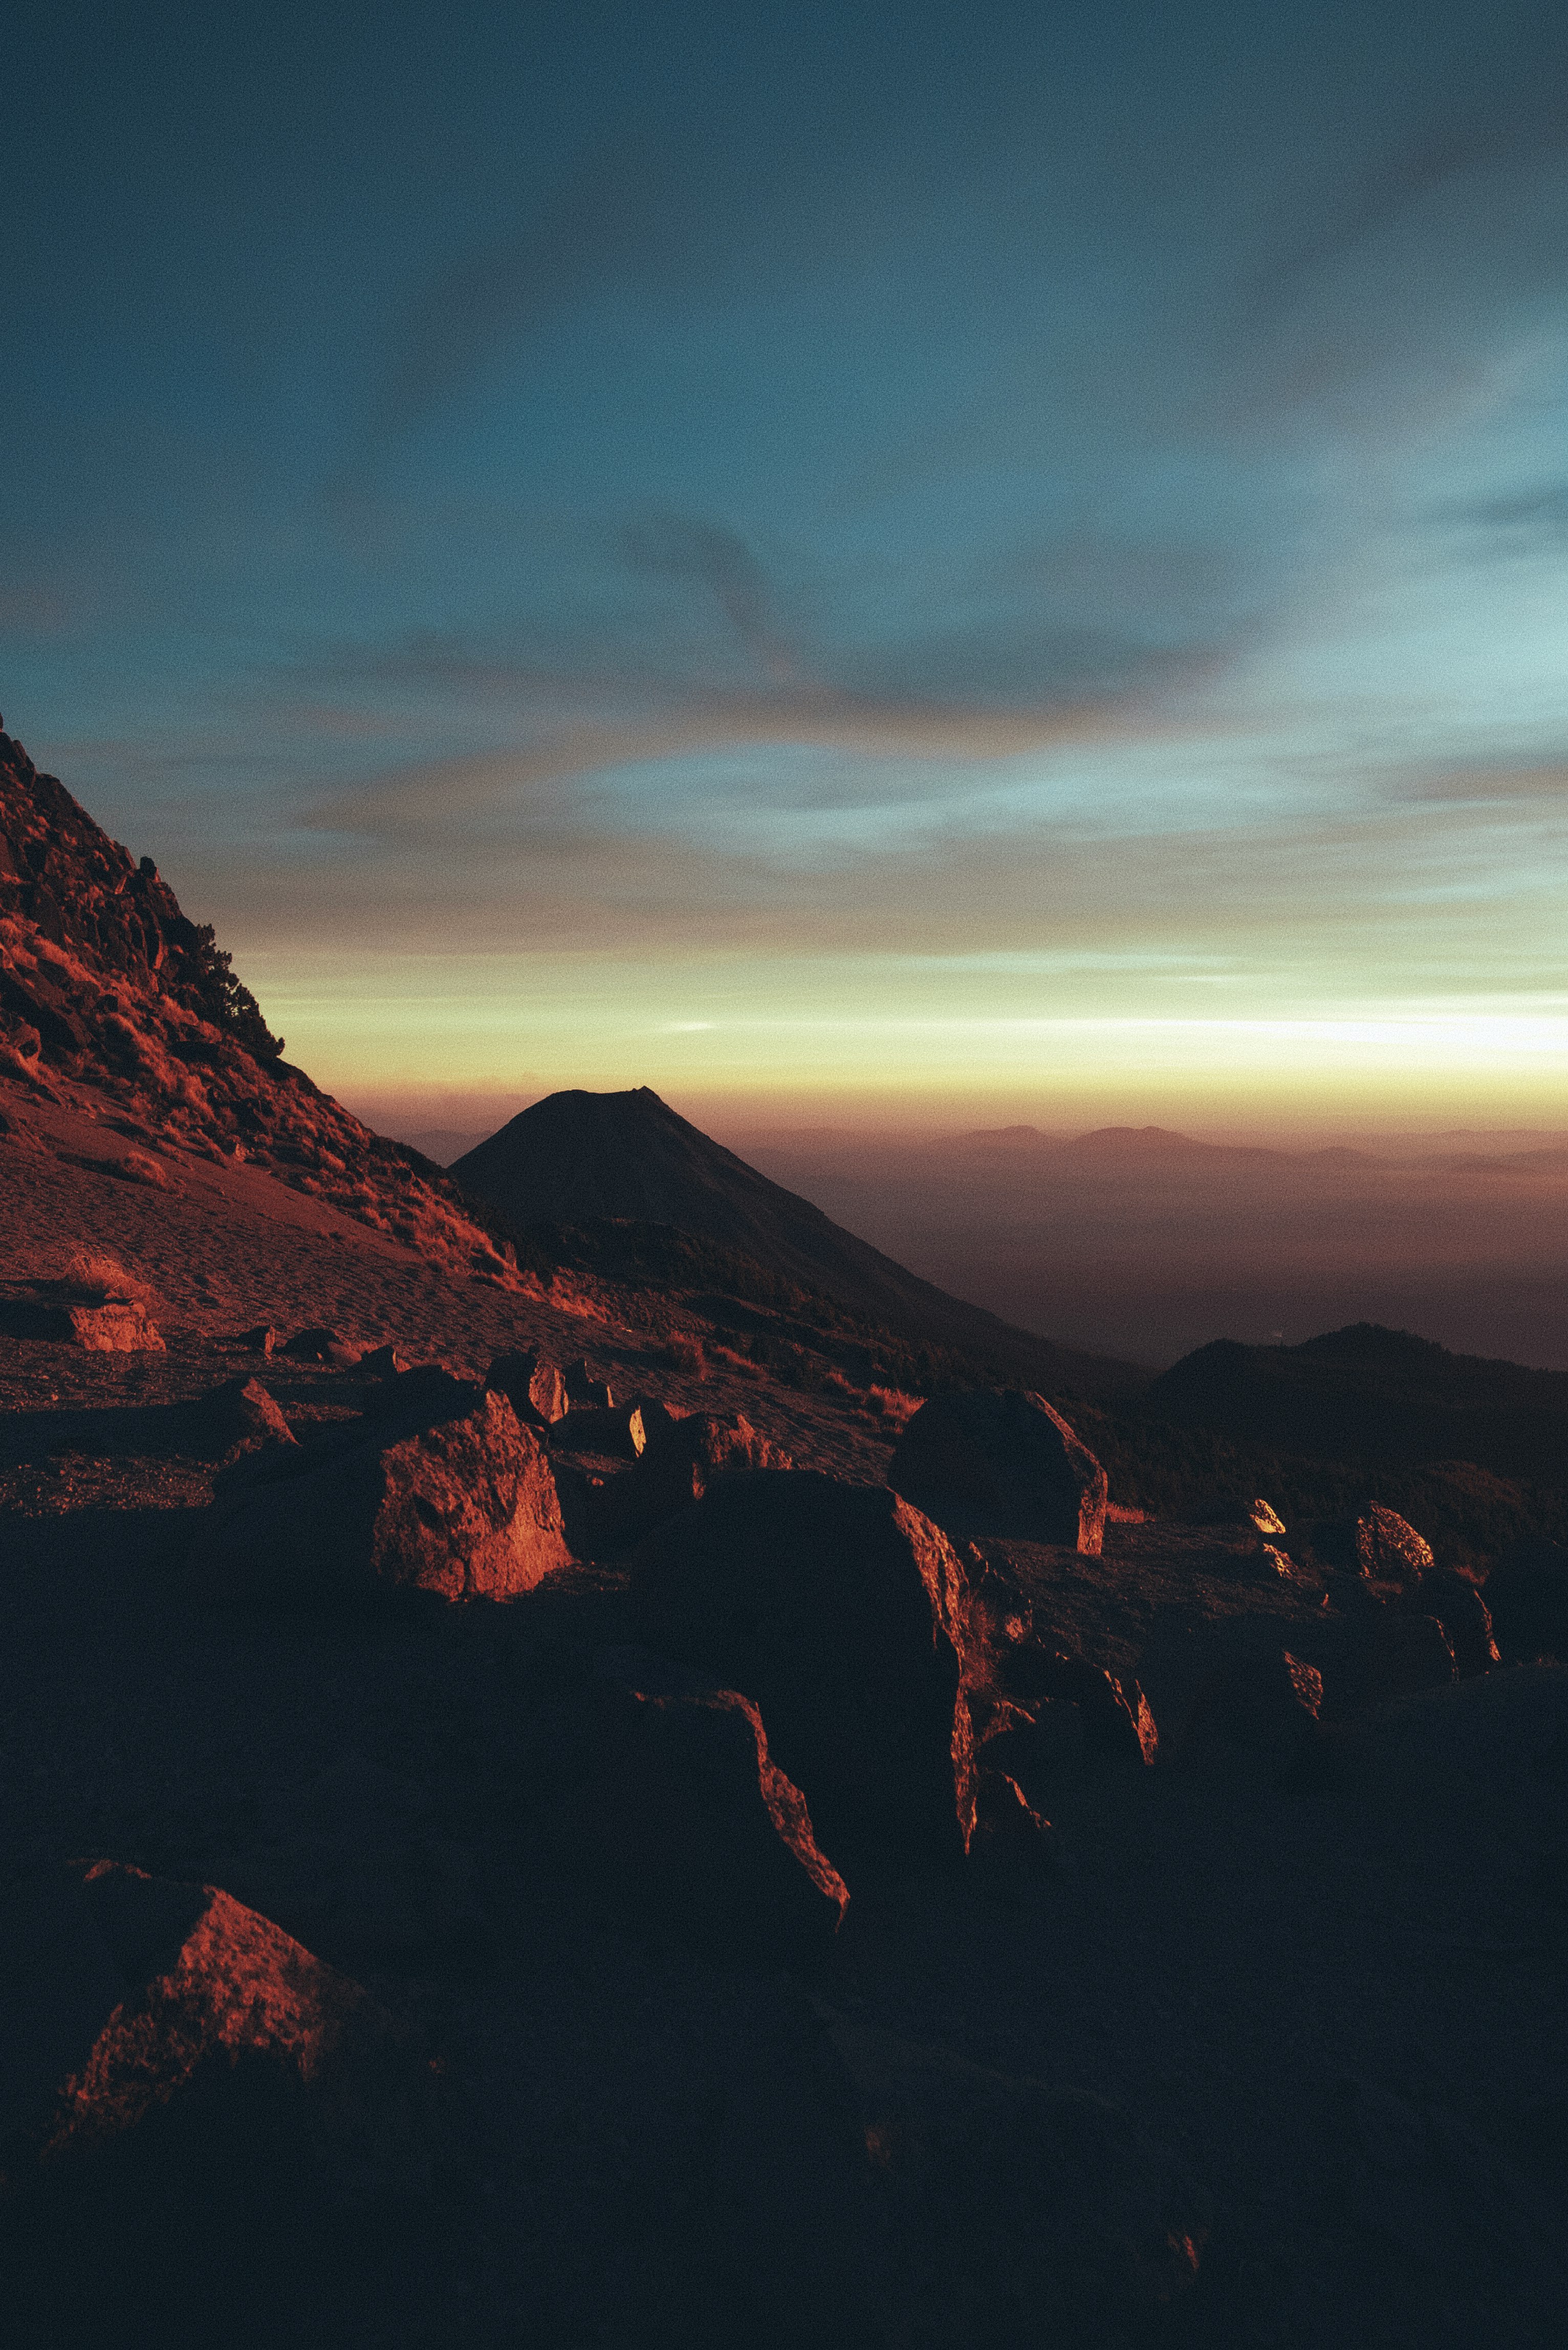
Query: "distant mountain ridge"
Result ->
[[451, 1087, 1139, 1394], [1148, 1320, 1568, 1479]]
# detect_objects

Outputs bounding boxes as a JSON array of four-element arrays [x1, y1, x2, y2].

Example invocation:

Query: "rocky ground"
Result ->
[[4, 1064, 1568, 2349]]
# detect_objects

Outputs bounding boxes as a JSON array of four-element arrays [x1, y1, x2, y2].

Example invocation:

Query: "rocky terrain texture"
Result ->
[[0, 725, 513, 1279], [2, 742, 1568, 2347]]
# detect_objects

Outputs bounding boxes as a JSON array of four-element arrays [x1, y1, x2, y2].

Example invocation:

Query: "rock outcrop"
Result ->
[[0, 725, 512, 1272], [545, 1650, 851, 1959], [0, 1860, 438, 2337], [889, 1387, 1108, 1551], [204, 1387, 573, 1605], [630, 1470, 975, 1860]]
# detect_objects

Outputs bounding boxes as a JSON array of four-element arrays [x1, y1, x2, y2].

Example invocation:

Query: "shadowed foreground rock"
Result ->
[[890, 1387, 1108, 1551], [204, 1386, 573, 1604], [821, 2010, 1208, 2345], [0, 1860, 439, 2344], [631, 1470, 974, 1860], [544, 1649, 851, 1959]]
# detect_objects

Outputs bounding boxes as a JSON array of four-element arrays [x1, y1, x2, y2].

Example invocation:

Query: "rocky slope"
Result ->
[[4, 735, 1568, 2346], [0, 724, 510, 1278]]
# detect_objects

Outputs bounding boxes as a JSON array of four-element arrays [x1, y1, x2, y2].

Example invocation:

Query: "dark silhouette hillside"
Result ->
[[451, 1088, 1139, 1395], [1148, 1321, 1568, 1479]]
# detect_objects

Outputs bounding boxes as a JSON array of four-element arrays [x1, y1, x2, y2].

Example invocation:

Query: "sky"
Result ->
[[5, 0, 1568, 1139]]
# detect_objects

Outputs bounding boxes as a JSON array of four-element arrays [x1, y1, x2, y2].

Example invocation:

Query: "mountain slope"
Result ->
[[0, 724, 510, 1278], [1147, 1320, 1568, 1479], [451, 1087, 1139, 1393]]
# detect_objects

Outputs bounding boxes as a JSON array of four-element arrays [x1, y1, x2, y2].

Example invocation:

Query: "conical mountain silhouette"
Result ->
[[452, 1087, 1135, 1390]]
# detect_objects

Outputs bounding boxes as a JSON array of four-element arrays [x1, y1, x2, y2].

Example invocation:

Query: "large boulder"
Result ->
[[189, 1374, 295, 1460], [203, 1386, 573, 1605], [0, 1860, 437, 2340], [545, 1650, 850, 1960], [889, 1389, 1107, 1552], [630, 1471, 975, 1860], [821, 2010, 1208, 2339], [25, 1298, 165, 1352], [486, 1347, 570, 1425]]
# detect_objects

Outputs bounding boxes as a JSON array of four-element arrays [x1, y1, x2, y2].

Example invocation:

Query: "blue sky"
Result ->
[[6, 1, 1568, 1129]]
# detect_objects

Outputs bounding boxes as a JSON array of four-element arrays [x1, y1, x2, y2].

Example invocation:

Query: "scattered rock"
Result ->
[[1250, 1498, 1287, 1536], [1417, 1568, 1499, 1676], [1355, 1503, 1433, 1587], [486, 1348, 571, 1425], [281, 1324, 362, 1367], [968, 1767, 1059, 1868], [191, 1374, 295, 1459], [545, 1650, 851, 1960], [889, 1388, 1108, 1552], [822, 2010, 1209, 2336], [0, 1860, 440, 2337], [41, 1298, 165, 1352], [631, 1470, 975, 1859], [628, 1397, 682, 1454], [204, 1387, 573, 1606], [610, 1408, 790, 1544]]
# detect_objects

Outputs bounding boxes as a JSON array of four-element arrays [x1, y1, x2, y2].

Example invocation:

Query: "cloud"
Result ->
[[1436, 483, 1568, 543], [622, 510, 794, 677], [1253, 13, 1568, 312]]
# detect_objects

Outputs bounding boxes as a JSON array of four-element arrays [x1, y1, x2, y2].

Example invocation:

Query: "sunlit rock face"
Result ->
[[0, 730, 512, 1275]]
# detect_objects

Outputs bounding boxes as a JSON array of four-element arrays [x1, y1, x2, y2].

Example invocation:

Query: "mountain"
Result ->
[[0, 725, 509, 1277], [1147, 1320, 1568, 1479], [451, 1087, 1139, 1394]]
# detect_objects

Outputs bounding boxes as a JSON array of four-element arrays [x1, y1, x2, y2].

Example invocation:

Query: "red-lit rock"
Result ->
[[205, 1386, 573, 1605]]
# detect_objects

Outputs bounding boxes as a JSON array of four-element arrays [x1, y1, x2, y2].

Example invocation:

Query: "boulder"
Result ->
[[1481, 1538, 1568, 1660], [821, 2010, 1209, 2337], [545, 1650, 850, 1960], [1355, 1503, 1433, 1588], [961, 1564, 1157, 1769], [236, 1323, 277, 1356], [889, 1388, 1107, 1552], [631, 1471, 975, 1860], [1416, 1568, 1499, 1677], [358, 1341, 408, 1377], [37, 1298, 164, 1353], [204, 1387, 573, 1606], [191, 1375, 295, 1459], [281, 1324, 361, 1367], [628, 1397, 682, 1454], [0, 1860, 438, 2338], [1182, 1647, 1324, 1778], [486, 1348, 570, 1425]]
